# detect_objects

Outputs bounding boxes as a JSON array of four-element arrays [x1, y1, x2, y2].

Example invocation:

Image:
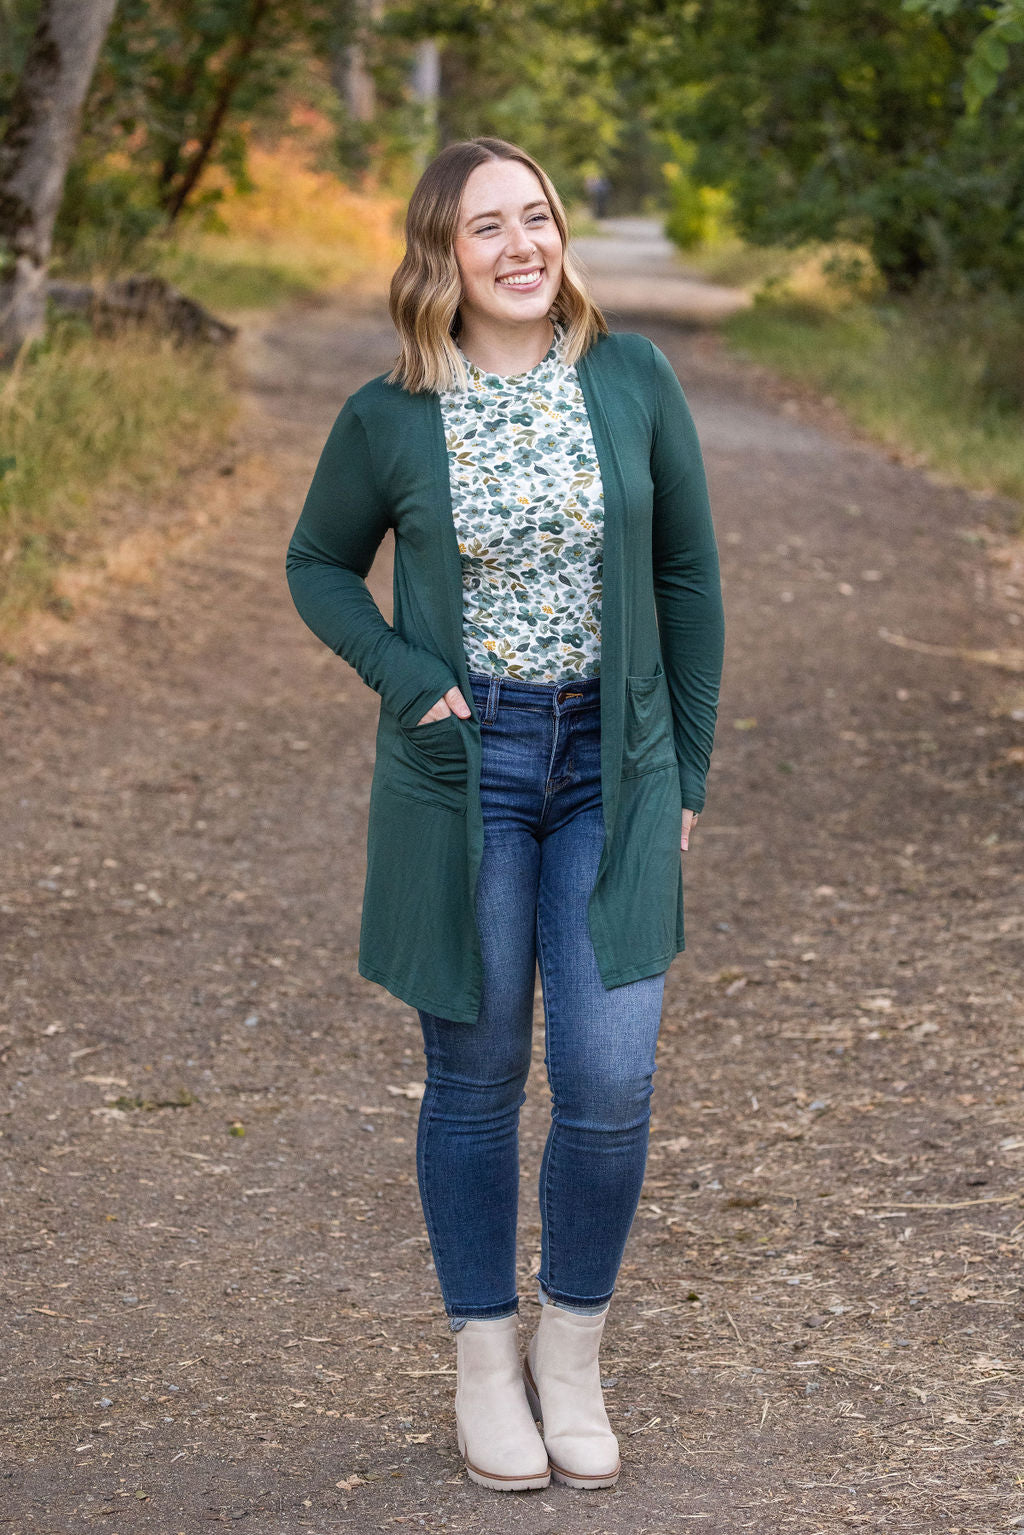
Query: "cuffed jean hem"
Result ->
[[447, 1298, 520, 1332], [536, 1278, 613, 1315]]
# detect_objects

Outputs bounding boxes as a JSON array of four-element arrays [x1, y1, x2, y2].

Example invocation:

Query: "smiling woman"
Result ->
[[387, 139, 601, 396], [452, 163, 564, 377], [285, 135, 724, 1497]]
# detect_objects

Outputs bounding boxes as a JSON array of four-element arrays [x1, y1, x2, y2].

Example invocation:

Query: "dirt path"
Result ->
[[573, 216, 751, 324], [2, 246, 1023, 1534]]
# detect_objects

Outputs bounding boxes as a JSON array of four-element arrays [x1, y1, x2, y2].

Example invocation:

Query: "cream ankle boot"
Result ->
[[523, 1301, 621, 1489], [454, 1315, 551, 1491]]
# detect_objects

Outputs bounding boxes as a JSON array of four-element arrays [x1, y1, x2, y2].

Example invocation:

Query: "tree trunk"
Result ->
[[339, 0, 384, 124], [409, 38, 440, 172], [160, 0, 271, 226], [0, 0, 119, 361]]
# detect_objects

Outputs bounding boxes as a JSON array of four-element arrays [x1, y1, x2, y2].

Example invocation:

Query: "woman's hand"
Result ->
[[415, 685, 472, 726], [681, 809, 699, 853]]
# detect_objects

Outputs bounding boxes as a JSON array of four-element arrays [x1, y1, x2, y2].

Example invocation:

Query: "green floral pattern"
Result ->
[[439, 326, 604, 681]]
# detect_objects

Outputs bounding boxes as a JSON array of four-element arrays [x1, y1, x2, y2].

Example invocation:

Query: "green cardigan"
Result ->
[[286, 329, 725, 1024]]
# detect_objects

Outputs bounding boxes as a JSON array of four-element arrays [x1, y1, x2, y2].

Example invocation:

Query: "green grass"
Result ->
[[0, 318, 235, 635], [723, 290, 1024, 517], [151, 226, 399, 313], [153, 243, 322, 312], [665, 218, 1024, 516], [670, 236, 799, 292]]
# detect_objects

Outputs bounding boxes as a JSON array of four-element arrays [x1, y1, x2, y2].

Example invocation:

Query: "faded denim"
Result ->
[[415, 668, 667, 1332]]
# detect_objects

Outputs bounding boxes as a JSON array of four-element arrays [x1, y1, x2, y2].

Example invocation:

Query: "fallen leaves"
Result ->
[[659, 1135, 692, 1152]]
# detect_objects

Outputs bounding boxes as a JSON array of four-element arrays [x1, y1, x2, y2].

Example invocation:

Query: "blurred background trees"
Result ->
[[632, 0, 1024, 295], [2, 0, 1023, 313], [1, 0, 1022, 621]]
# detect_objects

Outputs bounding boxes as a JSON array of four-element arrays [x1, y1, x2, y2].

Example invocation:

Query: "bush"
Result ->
[[662, 137, 734, 251], [53, 160, 164, 277]]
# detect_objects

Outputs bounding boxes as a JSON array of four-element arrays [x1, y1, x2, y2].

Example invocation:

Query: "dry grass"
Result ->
[[156, 139, 405, 314], [678, 229, 1024, 517], [725, 287, 1024, 516], [0, 324, 236, 641], [2, 128, 404, 641]]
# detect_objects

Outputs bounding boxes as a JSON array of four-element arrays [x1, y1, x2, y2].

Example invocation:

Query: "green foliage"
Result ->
[[154, 244, 321, 311], [905, 0, 1024, 111], [18, 0, 1024, 306], [662, 135, 734, 249], [595, 0, 1024, 292], [374, 0, 627, 204], [0, 0, 36, 121], [73, 0, 336, 229], [53, 159, 164, 276]]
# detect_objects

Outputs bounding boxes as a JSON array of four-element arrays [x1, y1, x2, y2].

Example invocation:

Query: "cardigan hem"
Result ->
[[598, 945, 682, 991], [358, 959, 480, 1025], [358, 946, 680, 1022]]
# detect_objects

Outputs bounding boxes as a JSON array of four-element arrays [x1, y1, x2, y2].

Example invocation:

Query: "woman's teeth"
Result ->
[[497, 271, 542, 287]]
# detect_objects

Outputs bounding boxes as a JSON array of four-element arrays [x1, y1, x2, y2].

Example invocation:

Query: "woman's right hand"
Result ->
[[415, 685, 472, 726]]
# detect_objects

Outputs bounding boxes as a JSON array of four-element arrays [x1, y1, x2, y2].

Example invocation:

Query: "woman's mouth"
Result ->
[[495, 268, 544, 292]]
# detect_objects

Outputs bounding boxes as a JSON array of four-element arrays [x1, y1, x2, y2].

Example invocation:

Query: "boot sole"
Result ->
[[456, 1426, 551, 1492], [548, 1458, 621, 1490], [521, 1357, 621, 1489]]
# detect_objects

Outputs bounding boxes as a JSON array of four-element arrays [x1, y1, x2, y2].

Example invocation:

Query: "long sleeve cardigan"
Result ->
[[286, 329, 725, 1024]]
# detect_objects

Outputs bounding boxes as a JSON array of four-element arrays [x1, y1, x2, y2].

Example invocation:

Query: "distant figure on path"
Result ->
[[584, 171, 612, 219], [286, 136, 724, 1494]]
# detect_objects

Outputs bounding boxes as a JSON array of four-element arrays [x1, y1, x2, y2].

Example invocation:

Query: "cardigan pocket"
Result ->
[[384, 715, 468, 814], [623, 669, 676, 778]]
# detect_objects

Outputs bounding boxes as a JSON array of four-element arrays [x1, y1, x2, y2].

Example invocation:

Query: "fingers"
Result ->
[[680, 809, 699, 853], [414, 685, 472, 727], [445, 685, 472, 719], [414, 697, 449, 725]]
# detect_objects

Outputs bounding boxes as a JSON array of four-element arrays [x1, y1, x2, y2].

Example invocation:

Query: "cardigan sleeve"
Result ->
[[285, 396, 459, 729], [648, 341, 725, 814]]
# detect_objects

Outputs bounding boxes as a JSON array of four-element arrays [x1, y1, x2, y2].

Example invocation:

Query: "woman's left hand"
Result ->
[[681, 809, 699, 853]]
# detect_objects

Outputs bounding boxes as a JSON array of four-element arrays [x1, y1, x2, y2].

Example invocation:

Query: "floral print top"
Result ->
[[439, 325, 604, 681]]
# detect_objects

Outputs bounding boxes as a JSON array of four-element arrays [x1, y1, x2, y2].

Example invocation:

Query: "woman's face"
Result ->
[[453, 159, 563, 336]]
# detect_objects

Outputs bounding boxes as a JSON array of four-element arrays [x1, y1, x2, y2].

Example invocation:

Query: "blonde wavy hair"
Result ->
[[387, 137, 608, 395]]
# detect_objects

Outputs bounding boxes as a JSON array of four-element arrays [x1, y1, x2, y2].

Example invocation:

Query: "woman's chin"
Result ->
[[492, 291, 555, 323]]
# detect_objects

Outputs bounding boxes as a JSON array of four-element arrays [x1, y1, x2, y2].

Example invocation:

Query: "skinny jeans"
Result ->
[[415, 668, 666, 1331]]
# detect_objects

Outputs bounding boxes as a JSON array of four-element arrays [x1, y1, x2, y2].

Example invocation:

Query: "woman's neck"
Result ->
[[457, 317, 555, 378]]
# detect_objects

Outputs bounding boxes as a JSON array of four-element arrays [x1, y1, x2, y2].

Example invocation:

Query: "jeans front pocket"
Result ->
[[384, 715, 469, 813], [623, 669, 676, 778]]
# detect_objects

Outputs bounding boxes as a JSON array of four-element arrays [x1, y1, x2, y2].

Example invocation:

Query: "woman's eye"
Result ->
[[473, 213, 548, 234]]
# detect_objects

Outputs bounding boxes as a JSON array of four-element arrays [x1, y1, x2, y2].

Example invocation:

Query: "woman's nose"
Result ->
[[504, 221, 537, 257]]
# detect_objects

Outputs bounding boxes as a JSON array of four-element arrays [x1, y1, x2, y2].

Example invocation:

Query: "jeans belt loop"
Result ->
[[485, 673, 500, 724]]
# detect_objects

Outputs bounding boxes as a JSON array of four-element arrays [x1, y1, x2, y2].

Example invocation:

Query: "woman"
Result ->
[[286, 137, 724, 1494]]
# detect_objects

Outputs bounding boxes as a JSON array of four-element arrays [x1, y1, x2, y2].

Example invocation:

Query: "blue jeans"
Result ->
[[416, 668, 667, 1332]]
